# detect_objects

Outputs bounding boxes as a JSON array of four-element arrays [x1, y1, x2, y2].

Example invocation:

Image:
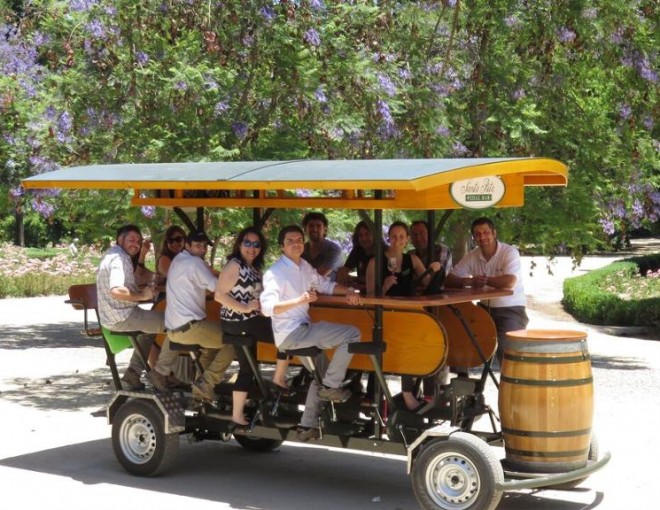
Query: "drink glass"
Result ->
[[387, 257, 398, 275]]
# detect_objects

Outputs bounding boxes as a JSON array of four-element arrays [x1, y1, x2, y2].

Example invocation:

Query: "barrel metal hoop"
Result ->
[[502, 427, 592, 438], [503, 353, 590, 364], [505, 339, 588, 355], [505, 447, 590, 459], [500, 375, 593, 386]]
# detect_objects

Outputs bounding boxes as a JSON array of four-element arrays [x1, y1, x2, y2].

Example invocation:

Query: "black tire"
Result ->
[[233, 434, 283, 452], [112, 399, 179, 476], [552, 433, 600, 490], [412, 432, 503, 510]]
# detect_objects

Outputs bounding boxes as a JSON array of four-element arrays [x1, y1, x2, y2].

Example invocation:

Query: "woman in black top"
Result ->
[[215, 226, 290, 427], [366, 221, 439, 411]]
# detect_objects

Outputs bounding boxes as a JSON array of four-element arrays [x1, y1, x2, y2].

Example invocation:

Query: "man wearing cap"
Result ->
[[159, 231, 235, 402], [97, 224, 178, 390]]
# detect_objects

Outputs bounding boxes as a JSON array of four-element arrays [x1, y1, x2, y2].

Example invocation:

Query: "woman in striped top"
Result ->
[[215, 226, 290, 427]]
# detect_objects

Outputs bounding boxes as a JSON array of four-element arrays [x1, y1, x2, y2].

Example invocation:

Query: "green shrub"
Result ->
[[562, 255, 660, 328], [0, 273, 96, 298]]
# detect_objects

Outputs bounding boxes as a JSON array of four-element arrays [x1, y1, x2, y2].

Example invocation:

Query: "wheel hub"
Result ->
[[427, 454, 480, 510], [120, 414, 157, 464]]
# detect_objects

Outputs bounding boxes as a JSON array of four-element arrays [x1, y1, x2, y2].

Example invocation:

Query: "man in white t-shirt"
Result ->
[[445, 217, 529, 362]]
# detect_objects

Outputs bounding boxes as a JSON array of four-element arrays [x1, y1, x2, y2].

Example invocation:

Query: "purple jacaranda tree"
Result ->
[[0, 0, 657, 254]]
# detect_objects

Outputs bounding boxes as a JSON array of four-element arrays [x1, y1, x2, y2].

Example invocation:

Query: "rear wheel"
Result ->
[[112, 399, 179, 476], [412, 432, 503, 510], [233, 434, 283, 452]]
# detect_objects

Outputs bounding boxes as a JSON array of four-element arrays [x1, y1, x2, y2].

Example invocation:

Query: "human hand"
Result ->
[[336, 267, 349, 285], [141, 286, 155, 302], [301, 290, 317, 304], [429, 261, 441, 273], [141, 238, 152, 256], [473, 274, 488, 288], [346, 287, 362, 306], [246, 299, 261, 312], [383, 274, 397, 292]]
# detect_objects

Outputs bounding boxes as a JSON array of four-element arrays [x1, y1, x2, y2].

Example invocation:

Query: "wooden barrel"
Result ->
[[498, 329, 593, 473]]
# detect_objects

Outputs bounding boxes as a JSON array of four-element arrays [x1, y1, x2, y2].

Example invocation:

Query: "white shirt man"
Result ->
[[261, 225, 361, 440], [158, 231, 234, 402], [445, 217, 529, 361]]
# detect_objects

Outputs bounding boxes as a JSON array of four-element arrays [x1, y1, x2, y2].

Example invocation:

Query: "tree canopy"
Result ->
[[1, 0, 658, 252]]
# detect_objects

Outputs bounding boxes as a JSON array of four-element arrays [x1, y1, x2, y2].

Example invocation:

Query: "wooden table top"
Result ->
[[315, 287, 513, 310]]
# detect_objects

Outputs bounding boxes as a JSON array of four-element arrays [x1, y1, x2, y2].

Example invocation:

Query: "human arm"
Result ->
[[472, 273, 517, 289], [260, 268, 317, 317], [471, 248, 519, 289], [157, 255, 172, 277], [109, 255, 154, 301], [444, 252, 475, 288], [411, 254, 441, 287], [335, 266, 351, 285], [214, 260, 260, 314], [315, 240, 344, 277], [329, 281, 362, 305], [109, 285, 155, 302]]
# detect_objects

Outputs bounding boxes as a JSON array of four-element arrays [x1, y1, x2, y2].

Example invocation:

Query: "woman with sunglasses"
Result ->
[[215, 226, 290, 428], [157, 226, 187, 279], [144, 225, 189, 382]]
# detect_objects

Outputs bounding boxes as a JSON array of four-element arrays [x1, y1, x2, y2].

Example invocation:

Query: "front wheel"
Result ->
[[112, 399, 179, 476], [412, 432, 503, 510]]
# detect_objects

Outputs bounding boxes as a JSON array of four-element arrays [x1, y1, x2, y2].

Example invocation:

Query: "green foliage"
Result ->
[[0, 272, 95, 299], [562, 255, 660, 328], [1, 0, 658, 251]]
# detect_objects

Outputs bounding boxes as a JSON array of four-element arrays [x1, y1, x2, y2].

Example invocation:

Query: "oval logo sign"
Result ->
[[450, 176, 505, 209]]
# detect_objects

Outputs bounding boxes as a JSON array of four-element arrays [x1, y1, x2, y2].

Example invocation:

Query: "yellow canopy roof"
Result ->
[[22, 157, 567, 210]]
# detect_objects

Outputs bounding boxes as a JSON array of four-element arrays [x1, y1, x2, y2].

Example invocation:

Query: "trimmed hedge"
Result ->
[[562, 254, 660, 328]]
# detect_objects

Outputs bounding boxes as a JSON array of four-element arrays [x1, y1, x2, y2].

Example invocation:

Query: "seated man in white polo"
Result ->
[[445, 217, 528, 363], [159, 231, 234, 402]]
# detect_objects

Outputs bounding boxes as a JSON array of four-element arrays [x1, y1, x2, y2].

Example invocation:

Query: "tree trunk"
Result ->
[[14, 209, 25, 247]]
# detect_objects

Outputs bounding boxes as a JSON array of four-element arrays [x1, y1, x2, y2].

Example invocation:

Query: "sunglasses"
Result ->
[[167, 236, 185, 244], [242, 240, 262, 249]]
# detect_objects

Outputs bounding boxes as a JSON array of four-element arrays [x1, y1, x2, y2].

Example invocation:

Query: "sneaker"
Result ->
[[121, 368, 145, 391], [318, 386, 352, 403], [192, 378, 216, 403], [147, 370, 170, 391], [296, 426, 320, 442]]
